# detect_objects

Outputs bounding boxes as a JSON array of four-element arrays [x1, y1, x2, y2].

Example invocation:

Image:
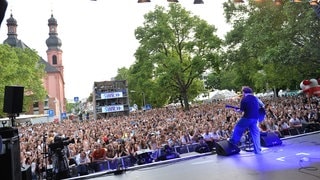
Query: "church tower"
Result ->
[[3, 13, 20, 47], [46, 14, 64, 76], [45, 14, 66, 113]]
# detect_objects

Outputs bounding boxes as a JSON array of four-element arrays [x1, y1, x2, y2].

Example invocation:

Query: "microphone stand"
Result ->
[[8, 113, 17, 127]]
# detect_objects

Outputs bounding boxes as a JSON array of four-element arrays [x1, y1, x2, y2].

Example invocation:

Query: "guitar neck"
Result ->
[[225, 105, 240, 110]]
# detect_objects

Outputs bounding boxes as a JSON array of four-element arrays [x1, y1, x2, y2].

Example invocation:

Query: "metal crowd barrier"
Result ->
[[68, 143, 202, 176], [174, 143, 199, 154]]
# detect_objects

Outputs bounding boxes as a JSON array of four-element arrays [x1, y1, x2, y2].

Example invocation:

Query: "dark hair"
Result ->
[[242, 86, 253, 94]]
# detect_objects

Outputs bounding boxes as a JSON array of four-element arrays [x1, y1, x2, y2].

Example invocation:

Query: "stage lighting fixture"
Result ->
[[194, 0, 204, 4], [138, 0, 151, 3]]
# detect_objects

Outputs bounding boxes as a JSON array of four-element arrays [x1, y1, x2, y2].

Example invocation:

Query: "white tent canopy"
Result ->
[[195, 89, 237, 101]]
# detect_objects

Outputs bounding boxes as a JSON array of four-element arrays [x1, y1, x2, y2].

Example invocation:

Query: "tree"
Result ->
[[133, 3, 222, 110], [114, 67, 129, 81], [0, 44, 46, 117], [220, 0, 320, 93]]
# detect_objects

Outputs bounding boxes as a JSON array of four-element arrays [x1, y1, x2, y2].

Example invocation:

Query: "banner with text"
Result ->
[[100, 92, 123, 99], [101, 105, 124, 113]]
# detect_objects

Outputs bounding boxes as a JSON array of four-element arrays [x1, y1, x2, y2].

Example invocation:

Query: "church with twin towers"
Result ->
[[2, 12, 66, 121]]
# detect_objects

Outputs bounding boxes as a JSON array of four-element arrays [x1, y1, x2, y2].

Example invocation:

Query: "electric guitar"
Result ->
[[225, 104, 266, 122]]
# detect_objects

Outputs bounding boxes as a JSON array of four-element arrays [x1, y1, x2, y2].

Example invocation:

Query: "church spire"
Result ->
[[3, 12, 19, 47], [46, 13, 62, 50], [45, 13, 63, 75]]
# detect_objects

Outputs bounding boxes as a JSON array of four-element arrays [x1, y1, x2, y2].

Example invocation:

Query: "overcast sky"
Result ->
[[0, 0, 231, 101]]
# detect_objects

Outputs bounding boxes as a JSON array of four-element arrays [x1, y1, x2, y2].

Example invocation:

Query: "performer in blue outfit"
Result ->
[[229, 86, 264, 154]]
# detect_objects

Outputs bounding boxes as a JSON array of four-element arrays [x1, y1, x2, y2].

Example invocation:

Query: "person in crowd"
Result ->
[[278, 118, 291, 136], [75, 150, 91, 165], [75, 150, 91, 176], [117, 142, 129, 157], [228, 86, 265, 154], [171, 131, 182, 147], [14, 93, 319, 178], [91, 142, 106, 162], [202, 125, 215, 150], [222, 123, 233, 140], [211, 126, 222, 143], [288, 112, 305, 135], [105, 143, 117, 161], [148, 134, 158, 150], [264, 118, 281, 136], [179, 130, 192, 145], [127, 137, 139, 165], [137, 136, 150, 151], [190, 128, 202, 143]]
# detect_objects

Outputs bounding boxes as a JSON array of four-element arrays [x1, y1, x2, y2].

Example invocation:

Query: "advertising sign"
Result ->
[[100, 92, 123, 99], [101, 105, 124, 113]]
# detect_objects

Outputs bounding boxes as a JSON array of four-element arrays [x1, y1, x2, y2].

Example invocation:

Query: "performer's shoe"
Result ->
[[254, 148, 262, 154]]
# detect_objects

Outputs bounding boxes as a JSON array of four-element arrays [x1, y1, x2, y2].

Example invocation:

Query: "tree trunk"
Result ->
[[181, 91, 190, 111]]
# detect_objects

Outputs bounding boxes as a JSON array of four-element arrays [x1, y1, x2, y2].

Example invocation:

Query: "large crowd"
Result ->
[[17, 95, 320, 179]]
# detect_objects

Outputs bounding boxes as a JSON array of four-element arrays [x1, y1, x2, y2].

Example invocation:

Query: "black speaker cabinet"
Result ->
[[0, 127, 21, 180], [136, 152, 153, 165], [260, 132, 282, 147], [3, 86, 24, 114], [216, 140, 240, 156], [21, 165, 32, 180]]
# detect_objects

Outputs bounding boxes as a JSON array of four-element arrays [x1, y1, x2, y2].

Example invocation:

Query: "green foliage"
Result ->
[[0, 44, 46, 117], [66, 102, 75, 114], [114, 67, 129, 81], [132, 3, 222, 110], [217, 0, 320, 93]]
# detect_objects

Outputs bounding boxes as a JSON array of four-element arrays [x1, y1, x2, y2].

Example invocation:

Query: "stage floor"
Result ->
[[71, 132, 320, 180]]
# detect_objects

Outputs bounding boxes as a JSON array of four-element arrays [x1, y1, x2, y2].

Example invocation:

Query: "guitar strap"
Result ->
[[256, 97, 264, 108]]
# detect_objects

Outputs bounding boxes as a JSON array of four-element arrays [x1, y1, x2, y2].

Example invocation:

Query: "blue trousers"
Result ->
[[230, 118, 261, 154]]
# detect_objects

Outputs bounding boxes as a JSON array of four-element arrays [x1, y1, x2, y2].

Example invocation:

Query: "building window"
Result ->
[[9, 26, 14, 33], [33, 102, 39, 108], [52, 55, 57, 65], [44, 100, 49, 108]]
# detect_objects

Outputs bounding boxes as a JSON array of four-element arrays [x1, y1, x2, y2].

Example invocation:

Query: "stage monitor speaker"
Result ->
[[3, 86, 24, 114], [136, 152, 153, 165], [0, 127, 21, 180], [260, 132, 282, 147], [215, 140, 240, 156]]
